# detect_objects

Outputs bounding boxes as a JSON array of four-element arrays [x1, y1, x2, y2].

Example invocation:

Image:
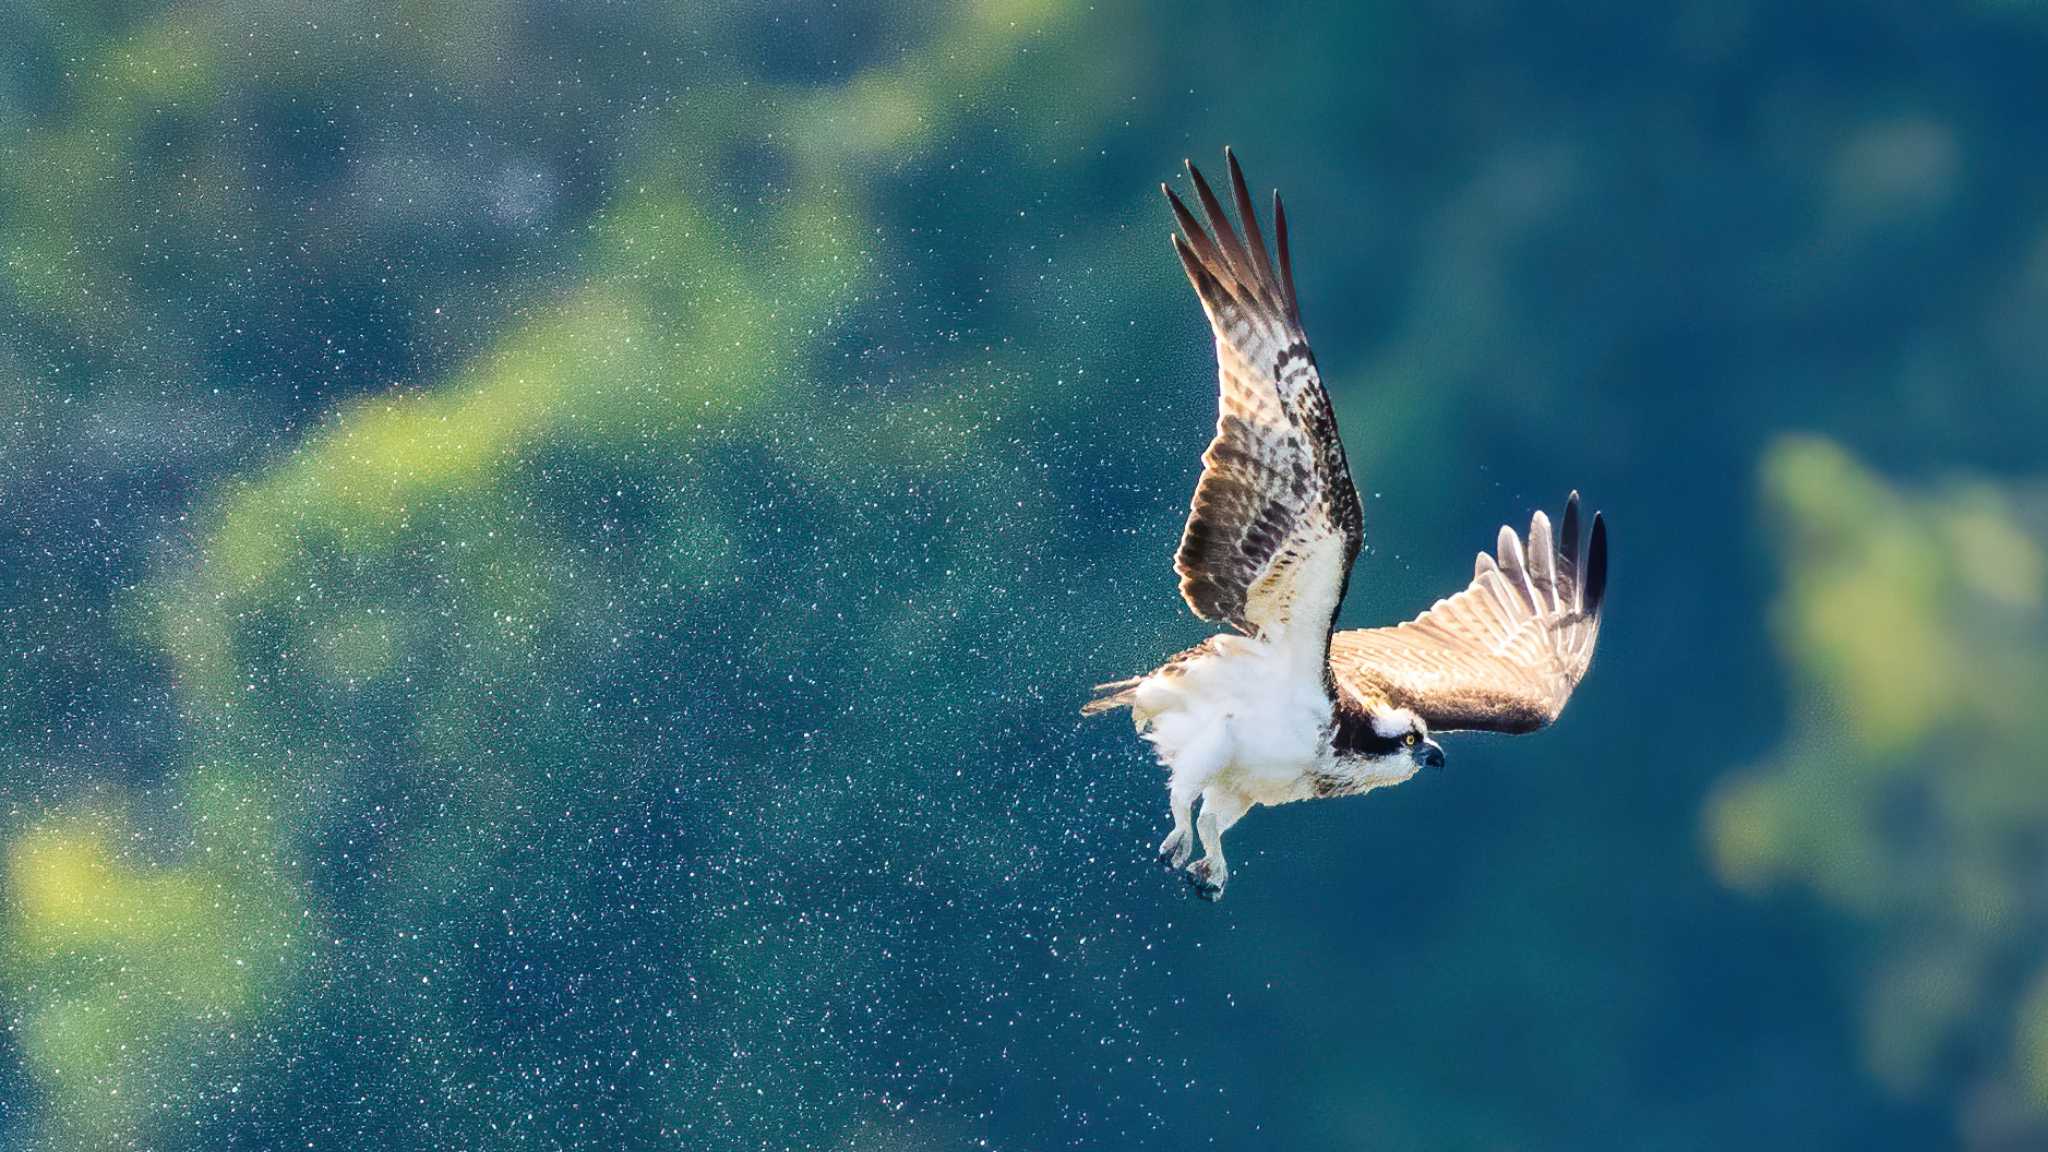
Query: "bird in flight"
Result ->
[[1084, 150, 1608, 901]]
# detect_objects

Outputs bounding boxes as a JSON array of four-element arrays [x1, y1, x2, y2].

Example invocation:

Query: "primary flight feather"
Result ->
[[1085, 149, 1608, 901]]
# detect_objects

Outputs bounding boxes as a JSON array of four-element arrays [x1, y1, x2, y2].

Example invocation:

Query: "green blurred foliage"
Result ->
[[1710, 439, 2048, 1143], [4, 0, 2048, 1149], [4, 1, 1131, 1146]]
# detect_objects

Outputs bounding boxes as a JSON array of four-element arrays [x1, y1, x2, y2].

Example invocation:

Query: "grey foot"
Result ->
[[1185, 858, 1227, 902], [1158, 828, 1191, 869]]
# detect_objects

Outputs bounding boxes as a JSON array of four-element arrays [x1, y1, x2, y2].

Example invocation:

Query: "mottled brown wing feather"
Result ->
[[1330, 494, 1608, 733], [1166, 150, 1363, 642]]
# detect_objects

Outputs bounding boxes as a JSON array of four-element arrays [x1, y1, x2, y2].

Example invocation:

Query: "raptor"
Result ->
[[1085, 150, 1608, 901]]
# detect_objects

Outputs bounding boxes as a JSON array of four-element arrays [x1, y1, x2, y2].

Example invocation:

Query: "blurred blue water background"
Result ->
[[3, 2, 2047, 1149]]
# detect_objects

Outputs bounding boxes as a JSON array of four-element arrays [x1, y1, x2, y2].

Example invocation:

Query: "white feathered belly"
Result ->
[[1131, 634, 1332, 803]]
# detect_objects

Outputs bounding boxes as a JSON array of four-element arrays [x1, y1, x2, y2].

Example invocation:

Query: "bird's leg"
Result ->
[[1160, 720, 1230, 869], [1185, 788, 1249, 901], [1159, 774, 1199, 868]]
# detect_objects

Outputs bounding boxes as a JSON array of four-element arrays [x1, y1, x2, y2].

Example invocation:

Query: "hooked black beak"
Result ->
[[1418, 738, 1446, 770]]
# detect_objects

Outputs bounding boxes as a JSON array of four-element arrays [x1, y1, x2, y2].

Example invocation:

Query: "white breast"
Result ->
[[1132, 632, 1333, 799]]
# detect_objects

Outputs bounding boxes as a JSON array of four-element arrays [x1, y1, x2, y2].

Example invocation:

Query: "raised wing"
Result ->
[[1330, 493, 1608, 733], [1166, 150, 1363, 647]]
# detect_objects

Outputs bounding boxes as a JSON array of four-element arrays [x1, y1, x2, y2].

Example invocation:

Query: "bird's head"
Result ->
[[1367, 706, 1445, 771]]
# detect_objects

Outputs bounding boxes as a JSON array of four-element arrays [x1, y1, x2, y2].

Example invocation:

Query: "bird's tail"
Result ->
[[1080, 676, 1141, 717]]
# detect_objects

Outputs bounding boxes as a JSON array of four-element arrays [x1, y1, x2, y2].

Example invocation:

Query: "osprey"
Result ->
[[1085, 150, 1608, 901]]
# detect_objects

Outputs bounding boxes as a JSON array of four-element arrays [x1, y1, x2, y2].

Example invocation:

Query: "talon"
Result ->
[[1157, 829, 1191, 869], [1184, 858, 1227, 901]]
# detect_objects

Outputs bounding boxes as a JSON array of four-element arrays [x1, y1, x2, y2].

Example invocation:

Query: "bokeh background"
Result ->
[[4, 2, 2047, 1148]]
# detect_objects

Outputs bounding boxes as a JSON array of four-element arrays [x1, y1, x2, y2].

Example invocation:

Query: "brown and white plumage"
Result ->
[[1331, 493, 1607, 734], [1085, 150, 1609, 901], [1164, 151, 1362, 645]]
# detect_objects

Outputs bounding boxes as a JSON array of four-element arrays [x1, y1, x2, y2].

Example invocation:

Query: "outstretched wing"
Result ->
[[1330, 493, 1608, 733], [1166, 149, 1363, 647]]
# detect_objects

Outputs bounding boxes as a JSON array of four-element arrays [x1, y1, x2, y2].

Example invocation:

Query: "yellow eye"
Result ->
[[1403, 733, 1419, 747]]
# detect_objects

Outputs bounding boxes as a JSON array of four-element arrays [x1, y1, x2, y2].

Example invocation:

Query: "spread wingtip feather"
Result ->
[[1584, 512, 1608, 617]]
